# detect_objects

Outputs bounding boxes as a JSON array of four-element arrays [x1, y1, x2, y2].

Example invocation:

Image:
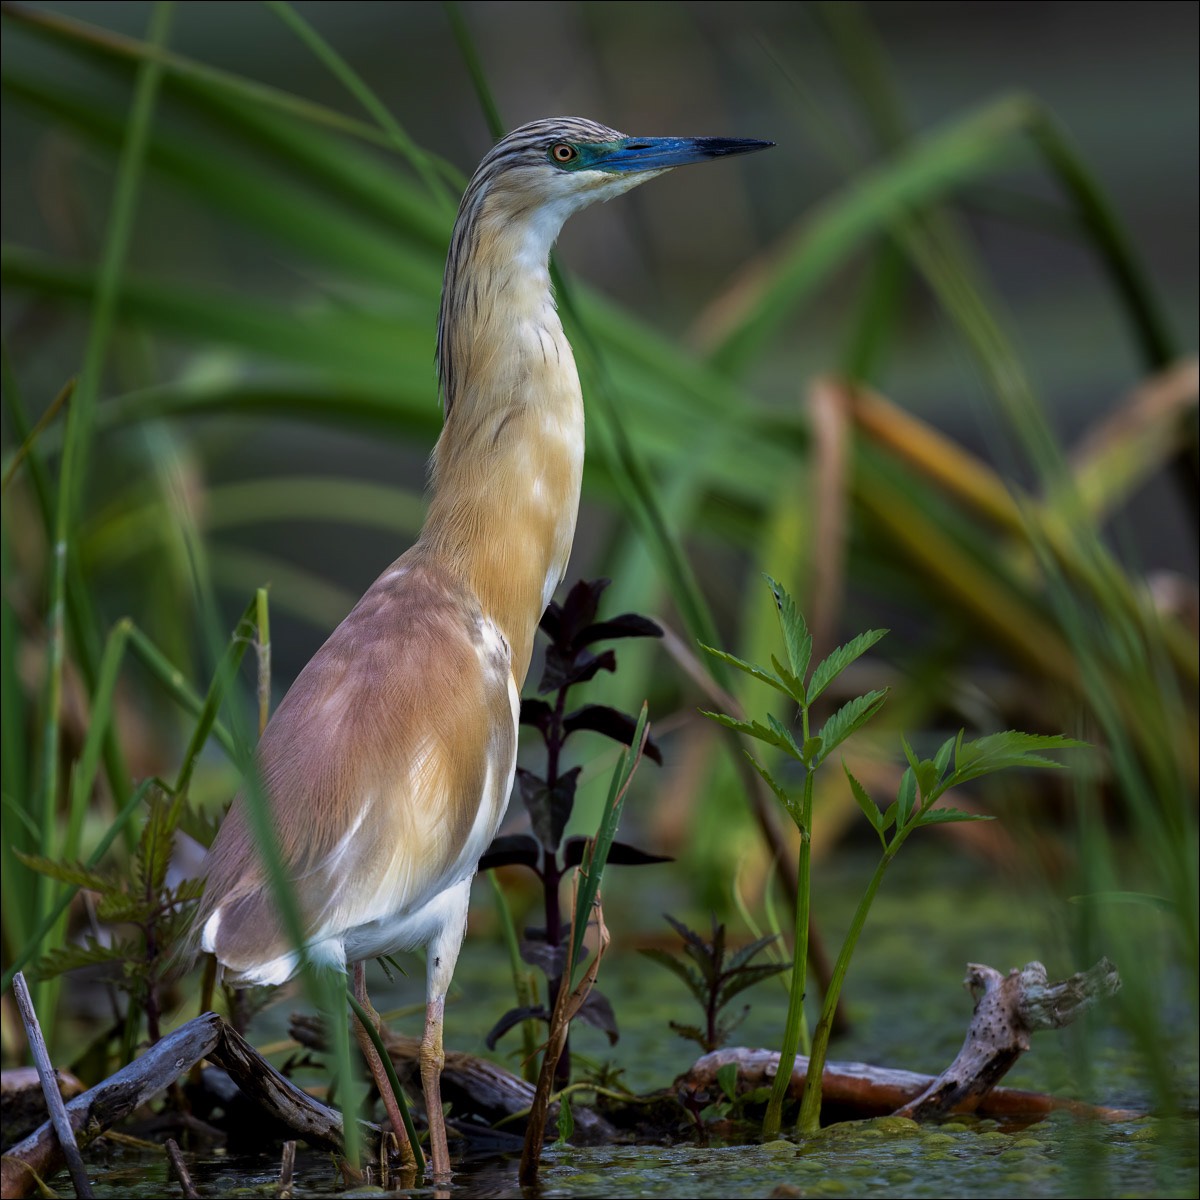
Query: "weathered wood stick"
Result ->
[[278, 1140, 296, 1200], [1, 1012, 376, 1200], [893, 958, 1122, 1119], [164, 1138, 198, 1200], [10, 972, 94, 1199]]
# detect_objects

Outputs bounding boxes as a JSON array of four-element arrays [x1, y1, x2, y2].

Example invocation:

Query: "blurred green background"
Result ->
[[1, 0, 1196, 1120]]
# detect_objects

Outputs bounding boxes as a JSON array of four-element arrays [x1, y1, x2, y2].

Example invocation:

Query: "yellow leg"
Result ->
[[351, 961, 416, 1170], [418, 875, 471, 1181], [420, 993, 450, 1179]]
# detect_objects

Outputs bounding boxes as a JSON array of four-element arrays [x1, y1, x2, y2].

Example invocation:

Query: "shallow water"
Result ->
[[61, 846, 1200, 1196], [85, 1113, 1199, 1199]]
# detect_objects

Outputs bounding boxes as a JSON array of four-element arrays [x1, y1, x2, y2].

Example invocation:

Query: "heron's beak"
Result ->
[[592, 136, 774, 173]]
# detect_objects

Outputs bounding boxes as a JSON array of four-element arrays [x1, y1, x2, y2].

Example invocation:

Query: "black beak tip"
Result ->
[[706, 137, 775, 158]]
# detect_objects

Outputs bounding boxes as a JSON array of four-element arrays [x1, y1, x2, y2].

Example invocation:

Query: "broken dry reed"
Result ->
[[12, 970, 94, 1199], [164, 1138, 199, 1199], [278, 1140, 296, 1199]]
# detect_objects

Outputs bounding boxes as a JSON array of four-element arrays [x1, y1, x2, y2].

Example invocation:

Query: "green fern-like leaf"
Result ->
[[764, 575, 812, 686], [952, 731, 1087, 786], [29, 936, 142, 981], [13, 852, 112, 893], [815, 689, 888, 761], [638, 947, 707, 1007], [808, 629, 888, 703], [916, 807, 995, 827], [843, 764, 887, 845], [700, 645, 798, 702]]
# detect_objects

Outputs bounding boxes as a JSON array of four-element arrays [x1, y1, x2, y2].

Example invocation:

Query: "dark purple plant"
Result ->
[[481, 578, 666, 1084]]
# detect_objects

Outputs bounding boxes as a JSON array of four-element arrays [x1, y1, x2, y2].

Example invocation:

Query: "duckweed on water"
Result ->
[[83, 1115, 1196, 1198]]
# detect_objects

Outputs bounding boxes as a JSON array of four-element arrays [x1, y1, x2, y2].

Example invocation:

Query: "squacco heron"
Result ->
[[196, 117, 770, 1177]]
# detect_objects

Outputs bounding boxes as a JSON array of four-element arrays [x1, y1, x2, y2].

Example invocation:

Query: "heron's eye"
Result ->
[[550, 143, 577, 164]]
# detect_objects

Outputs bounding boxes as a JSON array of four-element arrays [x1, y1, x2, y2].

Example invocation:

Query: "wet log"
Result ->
[[679, 1048, 1139, 1122], [0, 1012, 375, 1200], [1, 1066, 86, 1149]]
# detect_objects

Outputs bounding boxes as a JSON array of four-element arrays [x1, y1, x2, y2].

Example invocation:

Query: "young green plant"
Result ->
[[704, 575, 1084, 1137], [702, 575, 887, 1138]]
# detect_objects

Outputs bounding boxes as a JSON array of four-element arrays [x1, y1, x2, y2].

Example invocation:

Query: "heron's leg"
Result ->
[[420, 990, 450, 1179], [351, 960, 416, 1169], [420, 879, 472, 1181]]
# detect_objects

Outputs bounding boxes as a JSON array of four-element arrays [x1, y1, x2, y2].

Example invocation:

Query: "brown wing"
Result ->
[[196, 548, 516, 982]]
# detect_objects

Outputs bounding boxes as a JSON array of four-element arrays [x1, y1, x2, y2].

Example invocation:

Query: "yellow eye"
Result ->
[[551, 143, 577, 164]]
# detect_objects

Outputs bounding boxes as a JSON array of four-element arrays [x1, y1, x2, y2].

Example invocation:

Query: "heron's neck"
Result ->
[[422, 201, 584, 685]]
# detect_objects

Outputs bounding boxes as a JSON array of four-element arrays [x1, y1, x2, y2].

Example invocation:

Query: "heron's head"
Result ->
[[461, 116, 773, 238], [438, 117, 771, 412]]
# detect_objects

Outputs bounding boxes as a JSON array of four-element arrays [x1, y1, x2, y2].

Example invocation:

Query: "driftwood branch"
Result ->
[[679, 1047, 1138, 1123], [1, 1012, 377, 1200], [893, 958, 1122, 1119]]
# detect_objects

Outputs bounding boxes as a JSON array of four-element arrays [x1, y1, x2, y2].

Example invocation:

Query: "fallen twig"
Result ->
[[164, 1138, 198, 1199], [11, 971, 93, 1199], [1, 1012, 378, 1200], [277, 1140, 296, 1200]]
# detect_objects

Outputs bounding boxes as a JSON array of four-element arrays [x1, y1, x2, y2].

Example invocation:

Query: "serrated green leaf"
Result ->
[[29, 936, 141, 981], [907, 742, 941, 800], [663, 913, 713, 958], [814, 689, 888, 762], [640, 944, 710, 1004], [801, 736, 823, 764], [166, 877, 206, 905], [808, 628, 888, 702], [764, 575, 811, 685], [933, 734, 956, 781], [897, 767, 918, 827], [668, 1020, 710, 1050], [13, 852, 113, 893], [700, 645, 797, 702], [745, 754, 805, 832], [725, 932, 782, 975], [882, 800, 898, 832], [951, 731, 1087, 786], [744, 753, 790, 808], [843, 764, 886, 847], [766, 713, 803, 760], [702, 711, 804, 760], [916, 807, 996, 826], [769, 654, 806, 699], [716, 961, 790, 1008], [682, 936, 721, 988], [139, 790, 184, 900], [716, 1061, 740, 1103], [96, 892, 154, 924]]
